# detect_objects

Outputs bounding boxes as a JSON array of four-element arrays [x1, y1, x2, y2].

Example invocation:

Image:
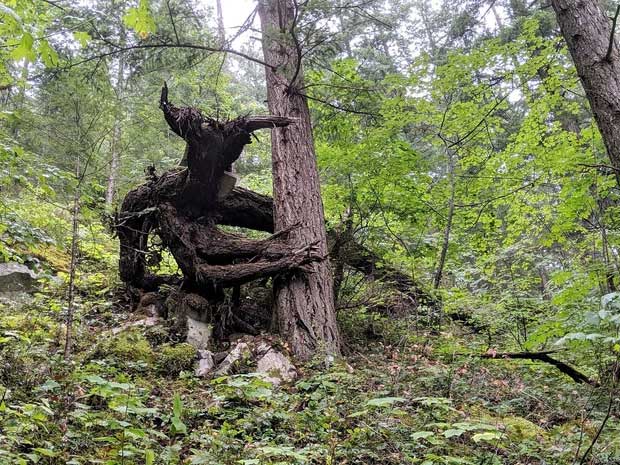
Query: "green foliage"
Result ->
[[92, 330, 155, 370], [171, 392, 187, 435], [157, 343, 197, 376], [2, 1, 620, 463], [123, 0, 157, 39], [1, 288, 619, 465]]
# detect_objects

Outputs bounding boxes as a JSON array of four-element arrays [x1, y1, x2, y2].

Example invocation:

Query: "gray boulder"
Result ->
[[209, 337, 297, 385], [0, 262, 38, 293]]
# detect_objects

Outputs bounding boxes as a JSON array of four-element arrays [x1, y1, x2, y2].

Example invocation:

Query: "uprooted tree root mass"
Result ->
[[116, 85, 325, 333], [116, 85, 437, 339]]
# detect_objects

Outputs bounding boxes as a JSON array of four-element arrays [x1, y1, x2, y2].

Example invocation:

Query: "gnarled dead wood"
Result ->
[[118, 85, 435, 344], [118, 85, 316, 300]]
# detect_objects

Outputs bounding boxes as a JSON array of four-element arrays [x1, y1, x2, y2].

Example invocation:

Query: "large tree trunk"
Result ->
[[258, 0, 341, 359], [551, 0, 620, 183]]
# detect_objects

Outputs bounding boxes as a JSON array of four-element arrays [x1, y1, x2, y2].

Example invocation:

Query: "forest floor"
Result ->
[[0, 244, 618, 465]]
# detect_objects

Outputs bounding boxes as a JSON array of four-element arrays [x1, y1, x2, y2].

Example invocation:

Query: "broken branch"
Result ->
[[477, 350, 598, 386]]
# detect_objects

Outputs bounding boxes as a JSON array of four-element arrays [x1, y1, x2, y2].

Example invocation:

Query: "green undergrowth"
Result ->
[[0, 211, 618, 464], [1, 297, 619, 465]]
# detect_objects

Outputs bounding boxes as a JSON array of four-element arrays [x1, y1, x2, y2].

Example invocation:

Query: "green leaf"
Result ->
[[11, 32, 35, 62], [472, 431, 502, 443], [443, 428, 466, 438], [40, 379, 60, 391], [171, 393, 187, 435], [173, 392, 183, 418], [410, 431, 435, 440], [84, 374, 107, 384], [73, 31, 91, 48], [38, 40, 58, 67], [123, 0, 156, 38], [366, 396, 406, 407], [171, 416, 187, 435], [145, 449, 155, 465], [347, 409, 368, 418], [33, 448, 57, 458]]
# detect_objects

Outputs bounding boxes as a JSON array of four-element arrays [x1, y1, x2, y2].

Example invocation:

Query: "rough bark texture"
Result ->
[[551, 0, 620, 179], [258, 0, 341, 359]]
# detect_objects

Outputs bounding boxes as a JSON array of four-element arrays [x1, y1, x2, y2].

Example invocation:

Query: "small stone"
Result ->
[[195, 350, 215, 377], [213, 342, 251, 376], [256, 347, 297, 385], [214, 351, 229, 364]]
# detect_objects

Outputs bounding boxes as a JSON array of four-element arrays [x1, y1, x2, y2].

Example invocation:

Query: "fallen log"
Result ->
[[477, 350, 598, 386]]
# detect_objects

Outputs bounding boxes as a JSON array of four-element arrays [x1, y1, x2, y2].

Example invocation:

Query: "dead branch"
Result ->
[[478, 350, 598, 386]]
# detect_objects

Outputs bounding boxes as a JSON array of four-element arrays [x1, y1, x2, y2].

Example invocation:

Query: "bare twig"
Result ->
[[37, 0, 66, 11], [298, 91, 380, 117], [166, 0, 181, 44], [577, 162, 620, 173], [578, 389, 615, 464], [64, 42, 274, 72]]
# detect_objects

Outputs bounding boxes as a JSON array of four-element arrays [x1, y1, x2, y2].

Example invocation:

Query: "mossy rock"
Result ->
[[144, 324, 170, 347], [157, 343, 197, 376], [501, 416, 546, 441], [92, 330, 154, 366]]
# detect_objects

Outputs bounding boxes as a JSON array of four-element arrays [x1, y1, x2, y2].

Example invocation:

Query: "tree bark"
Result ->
[[215, 0, 225, 45], [258, 0, 341, 359], [105, 14, 126, 209], [551, 0, 620, 185]]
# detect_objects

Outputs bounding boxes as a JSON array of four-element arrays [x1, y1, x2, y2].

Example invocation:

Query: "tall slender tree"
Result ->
[[258, 0, 341, 359]]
